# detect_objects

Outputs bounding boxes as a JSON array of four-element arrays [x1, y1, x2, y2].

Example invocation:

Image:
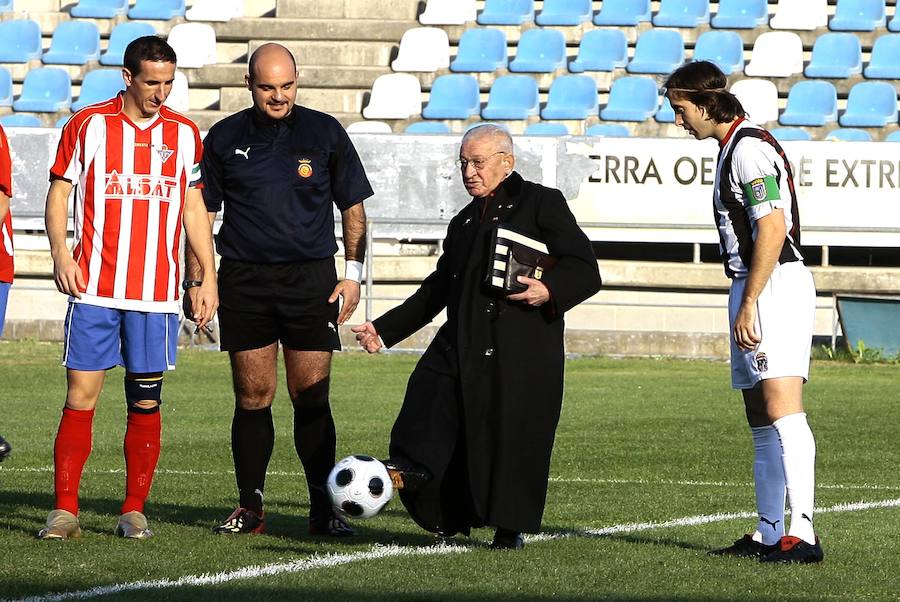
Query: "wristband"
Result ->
[[181, 279, 202, 291], [344, 260, 363, 283]]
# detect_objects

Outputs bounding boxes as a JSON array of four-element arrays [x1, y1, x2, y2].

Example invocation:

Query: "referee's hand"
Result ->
[[330, 279, 360, 324]]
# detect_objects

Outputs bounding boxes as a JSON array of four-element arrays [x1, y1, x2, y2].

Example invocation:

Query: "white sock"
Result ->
[[772, 412, 817, 544], [750, 425, 786, 546]]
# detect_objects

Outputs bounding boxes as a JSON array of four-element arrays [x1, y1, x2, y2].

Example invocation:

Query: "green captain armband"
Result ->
[[743, 175, 781, 207]]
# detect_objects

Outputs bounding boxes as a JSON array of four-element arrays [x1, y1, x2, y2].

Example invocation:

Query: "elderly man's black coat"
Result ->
[[373, 172, 601, 535]]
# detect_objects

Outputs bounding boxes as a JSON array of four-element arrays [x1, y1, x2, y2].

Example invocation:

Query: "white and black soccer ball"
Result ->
[[326, 455, 394, 519]]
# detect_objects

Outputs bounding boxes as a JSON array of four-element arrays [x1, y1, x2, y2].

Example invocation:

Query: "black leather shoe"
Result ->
[[382, 458, 430, 492], [490, 528, 525, 550]]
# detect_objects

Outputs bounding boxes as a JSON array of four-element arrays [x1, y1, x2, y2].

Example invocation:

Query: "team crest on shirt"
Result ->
[[154, 144, 174, 163], [297, 159, 313, 178], [755, 352, 768, 373]]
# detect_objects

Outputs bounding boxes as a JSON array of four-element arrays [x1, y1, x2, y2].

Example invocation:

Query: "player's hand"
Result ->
[[351, 321, 384, 353], [733, 301, 761, 351], [189, 280, 219, 332], [51, 252, 85, 299], [506, 275, 550, 307], [330, 279, 361, 325]]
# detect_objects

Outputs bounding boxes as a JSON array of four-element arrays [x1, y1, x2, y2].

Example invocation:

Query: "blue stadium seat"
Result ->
[[101, 22, 157, 67], [692, 31, 744, 75], [805, 33, 862, 78], [585, 124, 630, 137], [71, 0, 128, 18], [593, 0, 651, 25], [839, 81, 897, 127], [13, 68, 71, 113], [770, 127, 812, 141], [829, 0, 885, 31], [889, 13, 900, 31], [481, 75, 539, 119], [0, 0, 11, 12], [541, 75, 598, 119], [653, 0, 710, 27], [569, 29, 628, 73], [128, 0, 185, 20], [477, 0, 534, 25], [43, 21, 101, 65], [405, 121, 452, 134], [72, 69, 126, 111], [826, 128, 873, 141], [55, 115, 72, 128], [509, 29, 566, 72], [655, 96, 675, 123], [536, 0, 591, 25], [0, 68, 12, 106], [711, 0, 768, 28], [600, 76, 659, 121], [422, 74, 480, 119], [863, 35, 900, 79], [0, 20, 41, 63], [885, 130, 900, 141], [779, 81, 838, 126], [450, 28, 507, 72], [524, 122, 569, 136], [0, 114, 43, 127], [627, 30, 684, 75]]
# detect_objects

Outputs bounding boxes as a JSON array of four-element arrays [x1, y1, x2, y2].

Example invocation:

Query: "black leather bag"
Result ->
[[485, 224, 557, 294]]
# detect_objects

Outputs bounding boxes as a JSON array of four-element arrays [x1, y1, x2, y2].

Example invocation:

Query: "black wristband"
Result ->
[[181, 279, 203, 291]]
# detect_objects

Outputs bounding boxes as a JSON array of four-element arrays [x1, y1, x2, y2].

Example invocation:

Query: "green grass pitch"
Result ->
[[0, 341, 898, 601]]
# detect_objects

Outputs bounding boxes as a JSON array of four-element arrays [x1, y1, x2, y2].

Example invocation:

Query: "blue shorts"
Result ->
[[0, 281, 9, 338], [62, 303, 179, 373]]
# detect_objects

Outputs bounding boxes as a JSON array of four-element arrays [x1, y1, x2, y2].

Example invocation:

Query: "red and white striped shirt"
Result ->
[[51, 94, 203, 312], [0, 125, 13, 284]]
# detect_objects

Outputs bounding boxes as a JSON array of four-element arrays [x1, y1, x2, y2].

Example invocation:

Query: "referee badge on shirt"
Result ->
[[297, 158, 314, 179]]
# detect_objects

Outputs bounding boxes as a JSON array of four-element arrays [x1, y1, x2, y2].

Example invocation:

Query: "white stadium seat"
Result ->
[[419, 0, 477, 25], [362, 73, 422, 119], [730, 79, 779, 124], [166, 23, 217, 69], [744, 31, 803, 77], [346, 120, 393, 134], [186, 0, 243, 22], [769, 0, 827, 31], [391, 27, 450, 72], [163, 70, 189, 112]]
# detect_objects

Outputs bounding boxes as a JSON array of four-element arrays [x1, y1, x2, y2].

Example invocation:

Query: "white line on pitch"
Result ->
[[7, 498, 900, 602]]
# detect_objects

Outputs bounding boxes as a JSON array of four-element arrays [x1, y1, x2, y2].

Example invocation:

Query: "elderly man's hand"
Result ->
[[506, 275, 550, 307], [351, 322, 384, 353]]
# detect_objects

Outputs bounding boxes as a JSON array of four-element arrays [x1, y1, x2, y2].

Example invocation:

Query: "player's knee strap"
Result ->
[[124, 376, 163, 414]]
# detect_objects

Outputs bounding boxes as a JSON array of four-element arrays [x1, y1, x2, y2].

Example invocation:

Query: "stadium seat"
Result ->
[[0, 114, 43, 127], [419, 0, 477, 25], [477, 0, 534, 25], [655, 96, 675, 123], [744, 32, 803, 77], [346, 120, 393, 134], [627, 30, 684, 75], [163, 71, 189, 112], [167, 23, 217, 69], [101, 22, 156, 67], [805, 33, 862, 78], [392, 27, 450, 72], [839, 81, 898, 127], [451, 28, 507, 72], [770, 127, 811, 141], [541, 75, 598, 120], [829, 0, 885, 31], [779, 81, 838, 126], [890, 13, 900, 32], [692, 31, 744, 75], [885, 130, 900, 141], [72, 69, 126, 111], [730, 79, 779, 123], [362, 73, 422, 119], [55, 115, 72, 128], [826, 128, 873, 141], [0, 20, 42, 63], [42, 21, 101, 65], [128, 0, 185, 20], [711, 0, 768, 29], [0, 0, 10, 12], [770, 0, 827, 30], [404, 121, 452, 134], [593, 0, 651, 25], [71, 0, 128, 18], [509, 28, 566, 73], [600, 76, 659, 122], [0, 68, 12, 107], [422, 74, 480, 119], [652, 0, 710, 27], [13, 68, 71, 113], [186, 0, 243, 21], [863, 35, 900, 79], [586, 123, 631, 137], [524, 122, 569, 136], [569, 29, 628, 73], [481, 75, 539, 119], [536, 0, 592, 26]]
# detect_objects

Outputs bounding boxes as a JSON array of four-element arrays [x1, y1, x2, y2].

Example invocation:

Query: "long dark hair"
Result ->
[[664, 61, 746, 123]]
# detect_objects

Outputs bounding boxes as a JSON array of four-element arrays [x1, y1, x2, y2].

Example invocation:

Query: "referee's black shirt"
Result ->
[[201, 105, 373, 263]]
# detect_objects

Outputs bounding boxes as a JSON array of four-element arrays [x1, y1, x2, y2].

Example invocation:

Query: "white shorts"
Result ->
[[729, 261, 816, 389]]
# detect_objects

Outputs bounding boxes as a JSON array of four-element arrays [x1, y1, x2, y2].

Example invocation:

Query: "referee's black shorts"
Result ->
[[217, 258, 341, 352]]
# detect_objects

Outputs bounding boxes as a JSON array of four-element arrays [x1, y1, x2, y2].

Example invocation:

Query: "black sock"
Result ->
[[292, 385, 336, 518], [232, 406, 274, 514]]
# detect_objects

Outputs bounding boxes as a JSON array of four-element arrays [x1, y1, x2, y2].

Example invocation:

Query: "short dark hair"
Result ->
[[123, 36, 177, 78], [664, 61, 746, 123]]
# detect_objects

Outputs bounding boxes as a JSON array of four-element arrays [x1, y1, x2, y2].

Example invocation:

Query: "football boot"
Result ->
[[709, 534, 777, 558], [212, 507, 266, 535], [37, 509, 82, 540], [0, 435, 10, 462], [761, 535, 824, 564], [309, 511, 355, 537], [115, 511, 153, 539]]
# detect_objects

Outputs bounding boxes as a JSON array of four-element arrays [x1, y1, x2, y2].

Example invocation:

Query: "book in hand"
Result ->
[[486, 224, 557, 294]]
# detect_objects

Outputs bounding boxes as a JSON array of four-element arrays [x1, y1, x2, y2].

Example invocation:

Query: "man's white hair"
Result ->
[[461, 124, 514, 155]]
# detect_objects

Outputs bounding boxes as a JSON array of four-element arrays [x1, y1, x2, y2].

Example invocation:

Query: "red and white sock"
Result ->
[[53, 407, 95, 515], [121, 410, 161, 515]]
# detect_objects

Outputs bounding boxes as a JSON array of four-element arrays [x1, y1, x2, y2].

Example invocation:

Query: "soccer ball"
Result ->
[[326, 455, 394, 519]]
